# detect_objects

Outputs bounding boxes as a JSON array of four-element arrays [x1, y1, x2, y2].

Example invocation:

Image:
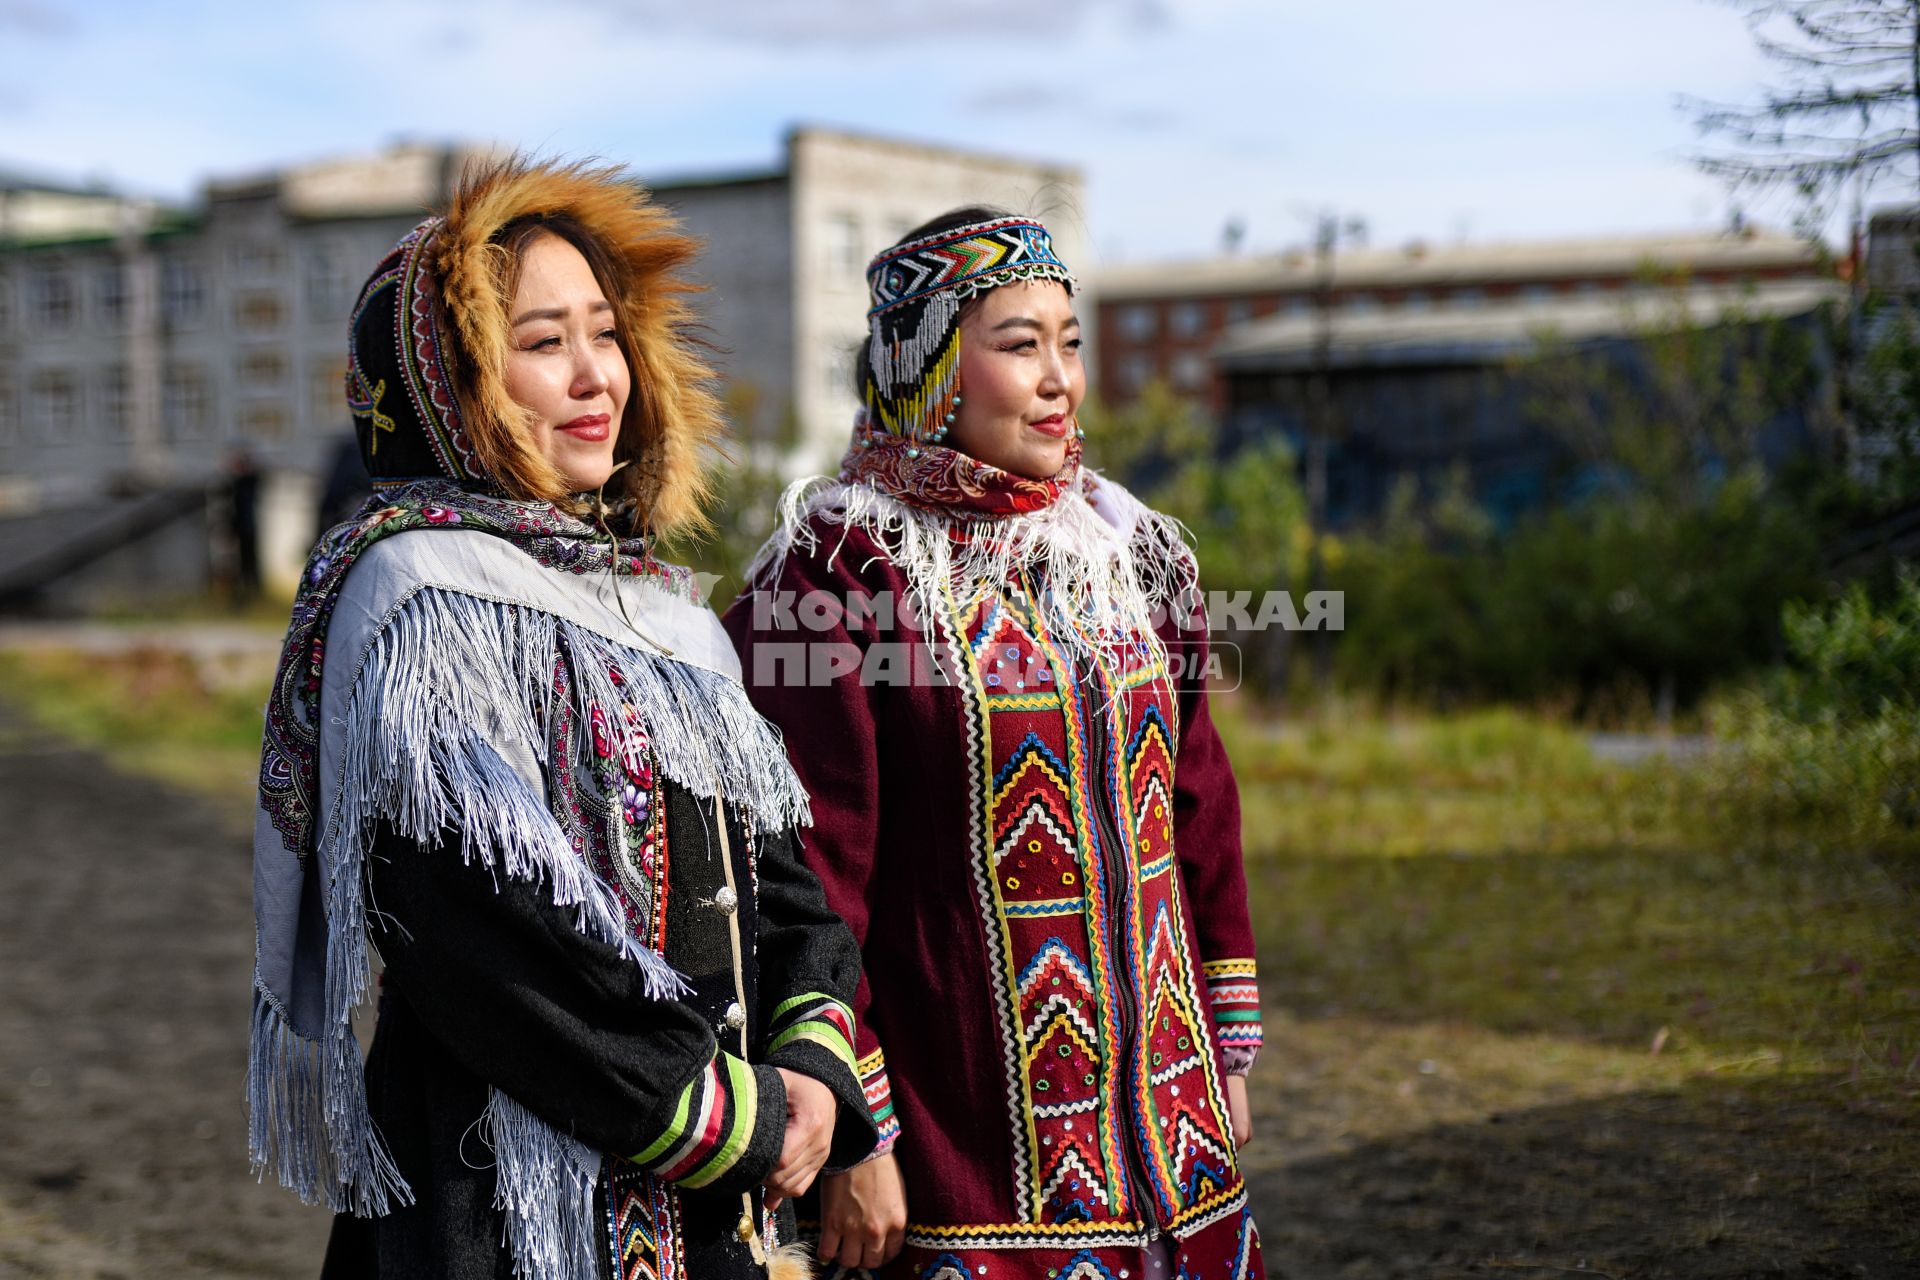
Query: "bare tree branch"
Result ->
[[1689, 0, 1920, 206]]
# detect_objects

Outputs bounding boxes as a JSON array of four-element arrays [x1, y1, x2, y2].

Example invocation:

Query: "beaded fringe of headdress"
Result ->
[[866, 290, 961, 442]]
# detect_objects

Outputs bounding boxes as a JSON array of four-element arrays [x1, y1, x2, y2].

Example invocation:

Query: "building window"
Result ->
[[98, 365, 132, 440], [1116, 304, 1157, 342], [1342, 293, 1382, 316], [162, 258, 206, 325], [30, 368, 80, 444], [1519, 284, 1554, 306], [237, 348, 287, 388], [1224, 299, 1253, 326], [240, 402, 290, 442], [823, 213, 863, 277], [1402, 290, 1433, 313], [1450, 288, 1487, 309], [234, 292, 286, 334], [1169, 302, 1206, 340], [97, 261, 130, 327], [310, 358, 349, 425], [1171, 352, 1210, 391], [231, 240, 286, 279], [305, 242, 354, 318], [1117, 353, 1156, 393], [163, 365, 212, 442], [27, 265, 77, 330], [1282, 296, 1312, 320]]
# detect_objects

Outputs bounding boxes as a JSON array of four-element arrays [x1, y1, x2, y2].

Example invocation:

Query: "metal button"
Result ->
[[711, 885, 738, 914], [723, 1001, 746, 1031]]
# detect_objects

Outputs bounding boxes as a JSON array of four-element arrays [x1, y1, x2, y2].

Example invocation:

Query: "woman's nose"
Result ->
[[1038, 351, 1069, 396], [573, 350, 612, 398]]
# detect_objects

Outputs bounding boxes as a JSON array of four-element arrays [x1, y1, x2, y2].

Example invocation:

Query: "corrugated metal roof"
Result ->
[[1214, 279, 1844, 371], [1092, 230, 1829, 299]]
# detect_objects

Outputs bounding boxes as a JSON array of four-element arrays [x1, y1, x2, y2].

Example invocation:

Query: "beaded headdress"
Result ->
[[862, 215, 1077, 444]]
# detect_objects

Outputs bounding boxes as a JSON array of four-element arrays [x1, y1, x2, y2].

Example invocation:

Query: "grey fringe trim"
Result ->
[[250, 585, 811, 1274], [248, 983, 411, 1218], [485, 1089, 605, 1280]]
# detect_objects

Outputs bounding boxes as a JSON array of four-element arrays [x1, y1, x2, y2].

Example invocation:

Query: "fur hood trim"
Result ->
[[432, 155, 725, 537]]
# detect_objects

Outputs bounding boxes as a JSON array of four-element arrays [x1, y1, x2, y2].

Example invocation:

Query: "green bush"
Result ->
[[1709, 570, 1920, 845], [1329, 466, 1822, 716]]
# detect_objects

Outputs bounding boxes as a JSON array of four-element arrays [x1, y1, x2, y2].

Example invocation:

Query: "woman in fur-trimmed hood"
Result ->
[[250, 156, 875, 1280]]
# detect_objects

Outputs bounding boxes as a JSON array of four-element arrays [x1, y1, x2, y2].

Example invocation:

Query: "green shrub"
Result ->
[[1709, 569, 1920, 845]]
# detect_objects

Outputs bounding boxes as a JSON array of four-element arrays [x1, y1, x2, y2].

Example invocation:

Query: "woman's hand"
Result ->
[[1225, 1074, 1253, 1149], [764, 1068, 837, 1209], [817, 1152, 908, 1271]]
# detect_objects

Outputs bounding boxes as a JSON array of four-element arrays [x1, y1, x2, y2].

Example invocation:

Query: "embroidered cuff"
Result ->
[[629, 1051, 784, 1193], [766, 992, 858, 1076], [765, 992, 879, 1171], [853, 1046, 900, 1163], [1204, 957, 1262, 1075]]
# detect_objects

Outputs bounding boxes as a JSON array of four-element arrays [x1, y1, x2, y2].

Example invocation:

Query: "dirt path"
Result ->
[[1236, 1014, 1918, 1278], [0, 704, 331, 1278]]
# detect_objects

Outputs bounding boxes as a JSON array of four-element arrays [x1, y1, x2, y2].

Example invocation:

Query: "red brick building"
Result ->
[[1089, 228, 1833, 414]]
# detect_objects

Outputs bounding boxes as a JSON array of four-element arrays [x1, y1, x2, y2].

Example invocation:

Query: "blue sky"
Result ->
[[0, 0, 1806, 263]]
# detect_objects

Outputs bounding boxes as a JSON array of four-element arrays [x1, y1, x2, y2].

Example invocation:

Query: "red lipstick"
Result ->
[[1029, 413, 1069, 439], [558, 413, 611, 442]]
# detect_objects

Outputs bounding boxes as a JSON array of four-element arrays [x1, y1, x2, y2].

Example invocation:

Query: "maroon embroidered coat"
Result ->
[[723, 486, 1265, 1280]]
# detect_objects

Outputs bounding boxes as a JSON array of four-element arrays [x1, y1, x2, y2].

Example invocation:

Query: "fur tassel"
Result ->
[[767, 1242, 817, 1280]]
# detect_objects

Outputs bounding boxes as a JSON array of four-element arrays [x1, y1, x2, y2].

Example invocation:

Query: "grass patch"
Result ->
[[1217, 697, 1920, 1076], [0, 647, 265, 813]]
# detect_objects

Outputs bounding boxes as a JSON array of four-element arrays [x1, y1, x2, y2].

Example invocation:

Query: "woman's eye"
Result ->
[[595, 328, 620, 343], [525, 335, 561, 351], [1001, 339, 1038, 353], [1065, 338, 1084, 352]]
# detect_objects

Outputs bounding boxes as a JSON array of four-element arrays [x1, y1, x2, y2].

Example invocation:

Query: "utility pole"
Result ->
[[1303, 211, 1364, 692]]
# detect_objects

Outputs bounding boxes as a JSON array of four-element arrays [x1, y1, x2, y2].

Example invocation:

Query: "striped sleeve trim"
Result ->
[[1204, 957, 1263, 1062], [856, 1046, 900, 1157], [766, 992, 858, 1076], [629, 1051, 762, 1189]]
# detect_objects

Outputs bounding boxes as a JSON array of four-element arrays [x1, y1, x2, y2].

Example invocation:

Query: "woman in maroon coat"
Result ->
[[724, 209, 1265, 1280]]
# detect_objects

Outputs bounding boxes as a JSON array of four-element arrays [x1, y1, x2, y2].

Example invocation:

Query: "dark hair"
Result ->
[[851, 205, 1015, 402], [490, 213, 631, 307]]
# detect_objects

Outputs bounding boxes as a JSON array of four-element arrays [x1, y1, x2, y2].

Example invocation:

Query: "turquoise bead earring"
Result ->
[[929, 380, 961, 447]]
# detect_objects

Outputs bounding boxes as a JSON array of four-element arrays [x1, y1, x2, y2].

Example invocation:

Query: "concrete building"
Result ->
[[657, 127, 1085, 466], [1091, 228, 1834, 416], [0, 129, 1084, 600], [0, 143, 501, 597]]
